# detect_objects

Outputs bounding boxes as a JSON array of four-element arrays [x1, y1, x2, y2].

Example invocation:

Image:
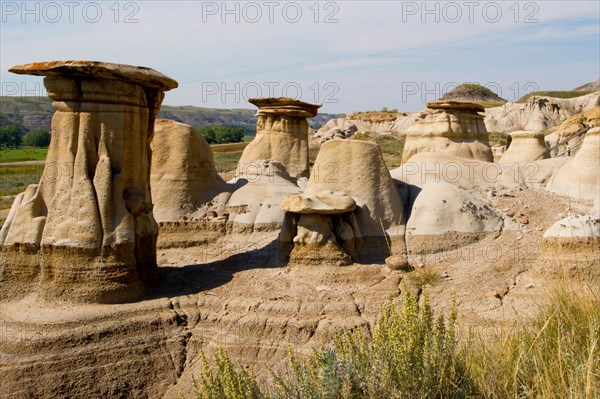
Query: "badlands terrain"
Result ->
[[0, 63, 598, 399]]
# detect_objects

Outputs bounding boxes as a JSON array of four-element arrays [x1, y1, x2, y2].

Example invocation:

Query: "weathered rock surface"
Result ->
[[1, 61, 177, 303], [546, 127, 600, 203], [226, 161, 302, 231], [305, 139, 405, 261], [404, 182, 503, 253], [499, 131, 549, 163], [280, 193, 356, 214], [545, 106, 600, 156], [401, 101, 493, 162], [484, 92, 600, 133], [239, 98, 321, 179], [151, 119, 232, 223]]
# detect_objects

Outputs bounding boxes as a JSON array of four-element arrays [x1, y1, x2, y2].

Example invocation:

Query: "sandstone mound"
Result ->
[[151, 120, 232, 223], [499, 131, 549, 163], [239, 97, 321, 179], [1, 61, 177, 303], [226, 161, 301, 232], [543, 214, 600, 256], [401, 101, 493, 163], [485, 92, 600, 133], [546, 127, 600, 203], [283, 139, 405, 262], [405, 181, 502, 253], [440, 83, 507, 104], [307, 140, 403, 236]]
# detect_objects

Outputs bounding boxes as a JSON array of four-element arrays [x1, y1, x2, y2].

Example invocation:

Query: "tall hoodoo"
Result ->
[[0, 61, 178, 303], [402, 101, 493, 163], [238, 97, 321, 180]]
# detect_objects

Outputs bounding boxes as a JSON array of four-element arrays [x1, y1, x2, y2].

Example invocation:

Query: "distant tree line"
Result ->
[[0, 124, 50, 148], [196, 125, 253, 144]]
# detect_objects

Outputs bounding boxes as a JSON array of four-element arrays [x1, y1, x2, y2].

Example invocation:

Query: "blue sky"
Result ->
[[1, 0, 598, 113]]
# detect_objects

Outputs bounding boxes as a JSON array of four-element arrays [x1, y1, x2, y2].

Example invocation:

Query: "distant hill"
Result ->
[[0, 96, 343, 133], [573, 79, 600, 92], [440, 83, 507, 108]]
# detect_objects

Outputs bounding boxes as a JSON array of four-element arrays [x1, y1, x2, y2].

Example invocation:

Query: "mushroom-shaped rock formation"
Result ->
[[279, 193, 357, 265], [238, 97, 321, 180], [499, 131, 549, 163], [226, 161, 302, 233], [402, 101, 493, 163], [304, 139, 405, 261], [546, 127, 600, 202], [150, 120, 232, 223], [0, 61, 177, 303]]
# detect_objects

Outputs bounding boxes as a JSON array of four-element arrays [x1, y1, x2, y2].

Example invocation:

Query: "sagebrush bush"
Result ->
[[194, 289, 469, 399], [193, 285, 599, 399]]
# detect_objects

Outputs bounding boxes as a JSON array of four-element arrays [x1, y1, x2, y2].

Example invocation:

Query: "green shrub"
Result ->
[[197, 125, 247, 144], [192, 286, 599, 399], [194, 290, 468, 398], [23, 129, 50, 147]]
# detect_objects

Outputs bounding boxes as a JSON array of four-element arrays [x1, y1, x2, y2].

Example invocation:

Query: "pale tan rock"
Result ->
[[305, 139, 405, 261], [544, 215, 600, 238], [404, 181, 502, 253], [226, 161, 301, 231], [546, 127, 600, 202], [401, 101, 493, 162], [239, 97, 321, 179], [500, 131, 549, 163], [485, 92, 600, 133], [150, 120, 232, 223], [384, 254, 411, 271], [1, 60, 177, 303], [280, 193, 356, 214]]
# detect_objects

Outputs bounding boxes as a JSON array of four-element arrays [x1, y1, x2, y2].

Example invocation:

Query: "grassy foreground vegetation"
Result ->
[[192, 286, 599, 399]]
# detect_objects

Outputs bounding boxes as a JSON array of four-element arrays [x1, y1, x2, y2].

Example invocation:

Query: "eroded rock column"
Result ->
[[238, 97, 321, 179], [402, 101, 493, 163], [0, 61, 178, 303]]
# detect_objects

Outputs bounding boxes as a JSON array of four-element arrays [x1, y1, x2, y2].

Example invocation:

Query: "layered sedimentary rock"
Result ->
[[281, 139, 405, 262], [401, 101, 493, 163], [485, 92, 600, 133], [239, 98, 321, 179], [545, 106, 600, 156], [151, 119, 232, 223], [279, 193, 357, 265], [543, 214, 600, 258], [546, 127, 600, 202], [0, 61, 177, 303], [499, 131, 549, 163]]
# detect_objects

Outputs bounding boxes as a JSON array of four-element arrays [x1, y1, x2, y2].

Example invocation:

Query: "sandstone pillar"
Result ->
[[238, 97, 321, 179], [0, 61, 178, 303]]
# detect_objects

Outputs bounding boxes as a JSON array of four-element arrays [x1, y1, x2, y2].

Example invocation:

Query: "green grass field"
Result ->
[[0, 147, 48, 163]]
